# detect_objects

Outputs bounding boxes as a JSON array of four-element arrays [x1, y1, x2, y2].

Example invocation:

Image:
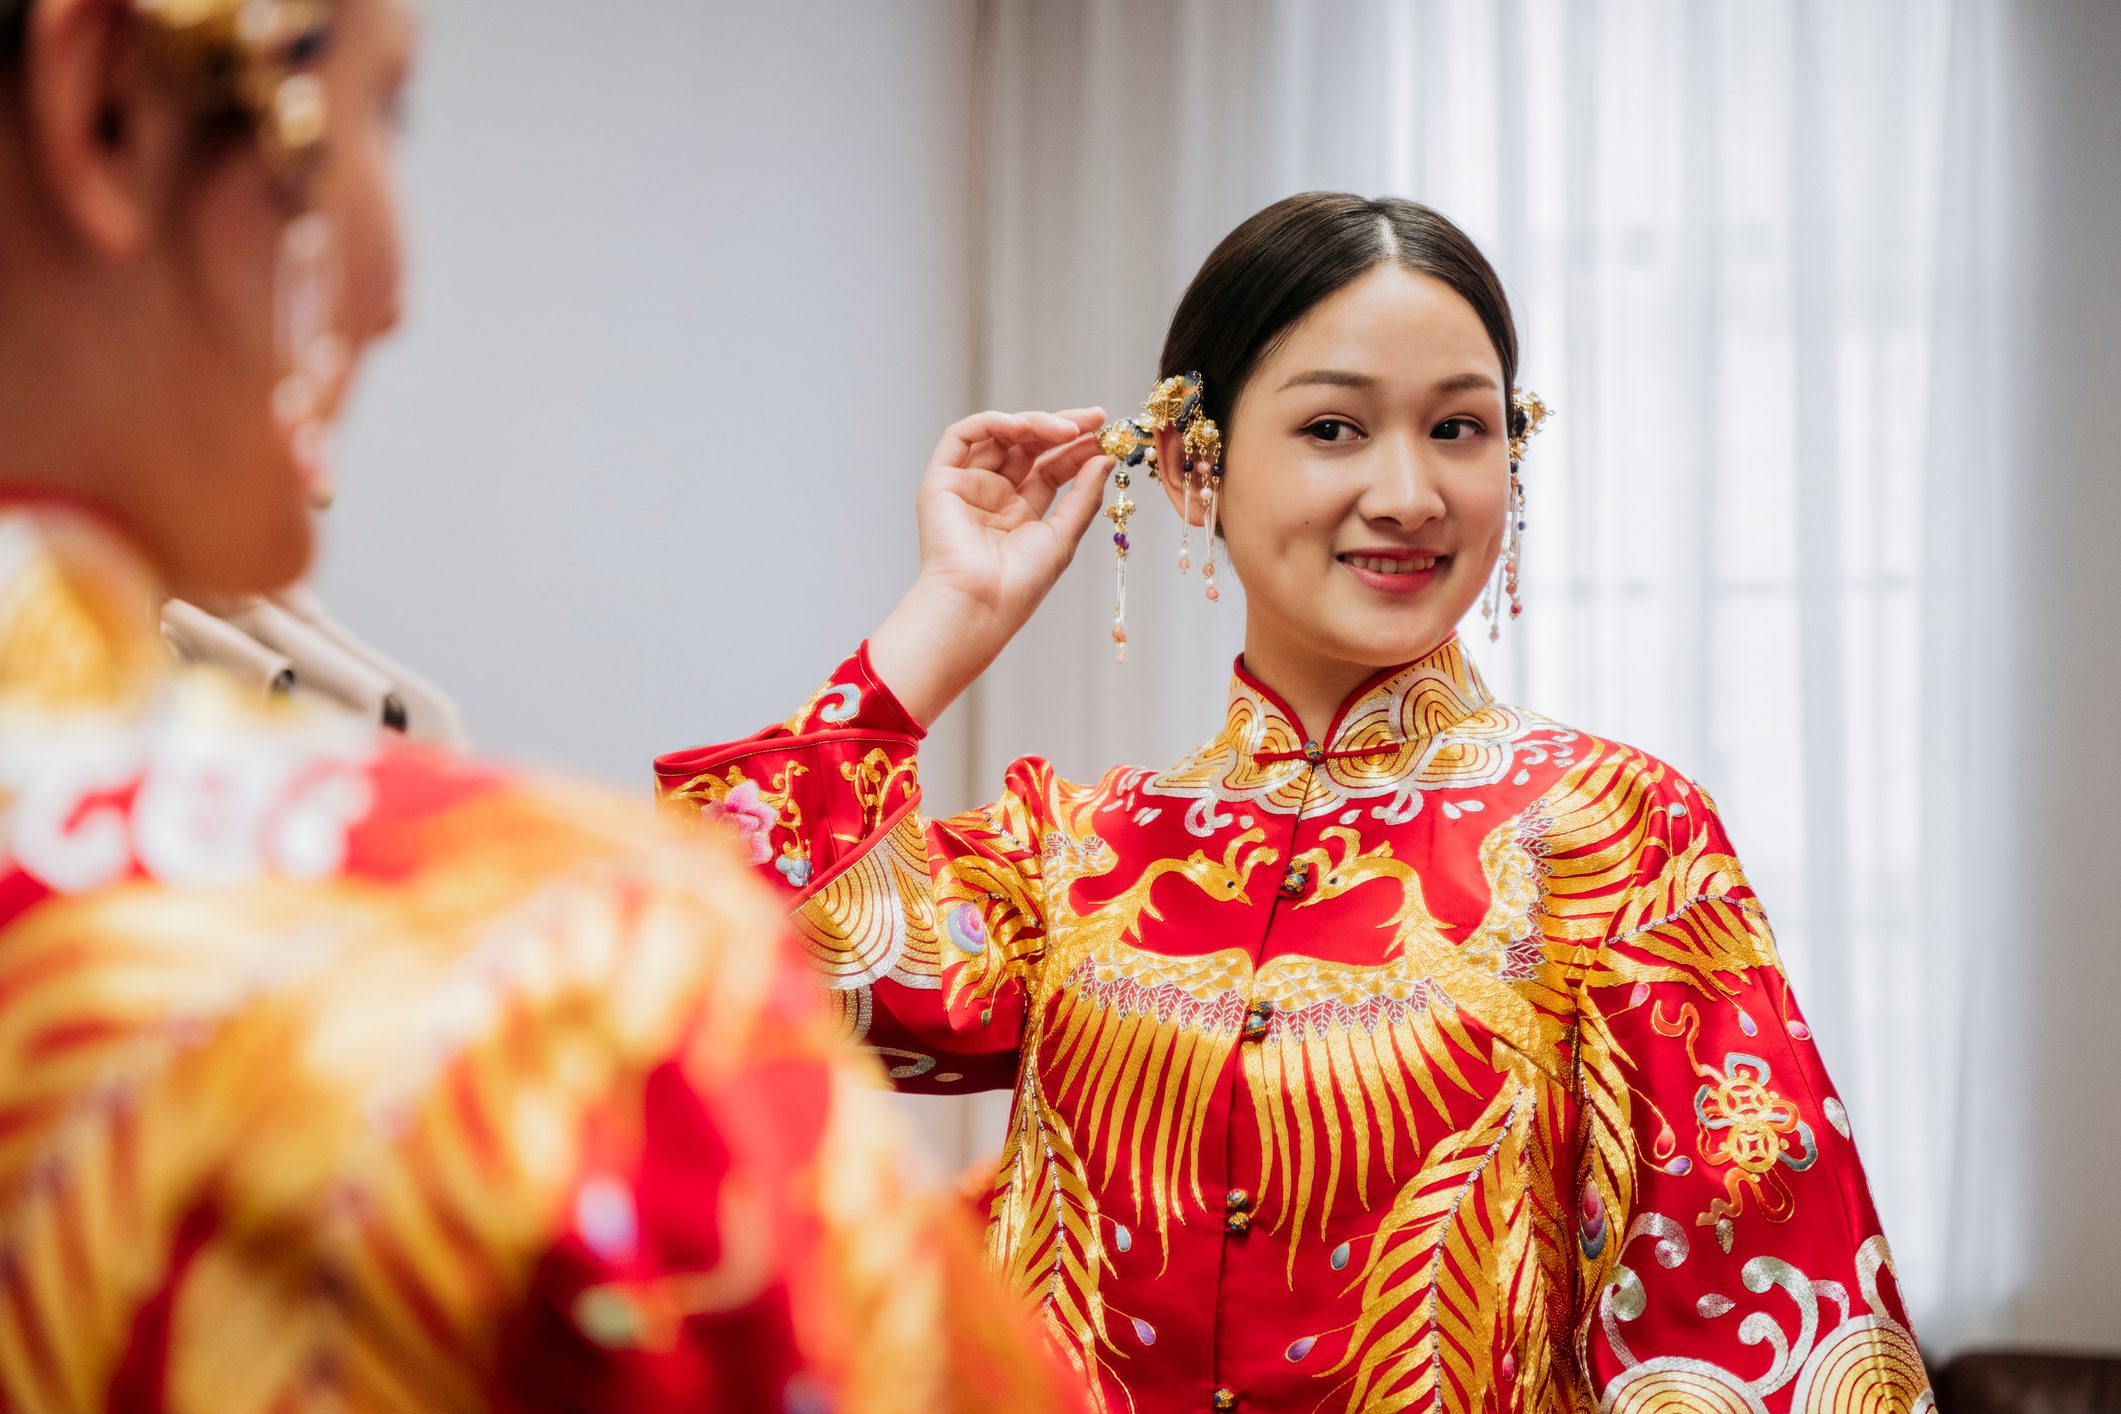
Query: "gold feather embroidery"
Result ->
[[1233, 817, 1575, 1260], [1033, 829, 1276, 1264], [1327, 1075, 1537, 1414], [1527, 750, 1787, 1332], [988, 1060, 1120, 1407], [928, 786, 1052, 1010]]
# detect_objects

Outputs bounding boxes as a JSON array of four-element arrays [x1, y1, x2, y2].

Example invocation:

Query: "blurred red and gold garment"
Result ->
[[0, 499, 1075, 1414]]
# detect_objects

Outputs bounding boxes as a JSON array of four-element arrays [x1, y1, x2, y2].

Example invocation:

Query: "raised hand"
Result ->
[[870, 408, 1111, 728]]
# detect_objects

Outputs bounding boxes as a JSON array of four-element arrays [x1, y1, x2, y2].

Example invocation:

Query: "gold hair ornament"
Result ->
[[135, 0, 337, 196], [1485, 388, 1552, 639], [1096, 373, 1224, 662], [134, 0, 346, 504]]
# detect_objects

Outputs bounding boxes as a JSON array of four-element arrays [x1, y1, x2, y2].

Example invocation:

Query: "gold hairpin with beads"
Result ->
[[1507, 389, 1550, 464], [1097, 373, 1224, 662], [1486, 388, 1553, 640]]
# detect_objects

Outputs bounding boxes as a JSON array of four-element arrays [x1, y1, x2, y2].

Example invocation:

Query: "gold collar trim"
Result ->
[[1138, 636, 1573, 833], [0, 501, 165, 712]]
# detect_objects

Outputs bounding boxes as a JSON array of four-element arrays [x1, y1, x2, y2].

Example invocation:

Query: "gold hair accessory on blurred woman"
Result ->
[[1096, 373, 1225, 663], [120, 0, 468, 744], [1485, 388, 1552, 640], [137, 0, 347, 507], [136, 0, 334, 184]]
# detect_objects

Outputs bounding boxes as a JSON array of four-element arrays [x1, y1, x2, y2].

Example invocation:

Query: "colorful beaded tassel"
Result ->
[[1107, 464, 1138, 663], [1096, 372, 1225, 659], [1484, 389, 1551, 640]]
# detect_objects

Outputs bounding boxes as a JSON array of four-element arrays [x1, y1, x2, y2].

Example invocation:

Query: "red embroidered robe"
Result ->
[[0, 502, 1072, 1414], [657, 638, 1932, 1414]]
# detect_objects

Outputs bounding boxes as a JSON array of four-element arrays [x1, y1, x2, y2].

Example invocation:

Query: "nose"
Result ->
[[1356, 432, 1447, 531]]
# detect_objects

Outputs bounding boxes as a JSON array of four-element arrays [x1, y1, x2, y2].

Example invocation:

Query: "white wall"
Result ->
[[2006, 0, 2121, 1350], [320, 0, 985, 1176], [323, 0, 978, 807]]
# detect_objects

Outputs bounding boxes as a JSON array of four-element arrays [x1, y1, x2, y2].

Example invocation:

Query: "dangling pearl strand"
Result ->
[[1200, 467, 1222, 602], [1483, 464, 1526, 641], [1177, 459, 1196, 574], [1505, 468, 1527, 621], [1107, 463, 1138, 663]]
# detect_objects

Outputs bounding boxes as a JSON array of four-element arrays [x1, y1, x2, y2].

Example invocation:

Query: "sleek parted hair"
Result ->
[[1159, 193, 1522, 452]]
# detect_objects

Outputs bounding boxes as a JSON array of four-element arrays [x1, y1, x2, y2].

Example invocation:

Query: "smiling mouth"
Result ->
[[1339, 553, 1445, 574]]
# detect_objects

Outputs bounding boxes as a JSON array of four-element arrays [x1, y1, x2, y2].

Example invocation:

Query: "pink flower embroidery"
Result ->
[[701, 779, 778, 865]]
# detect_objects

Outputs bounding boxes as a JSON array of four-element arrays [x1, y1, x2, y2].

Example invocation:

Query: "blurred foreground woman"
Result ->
[[0, 1, 1070, 1409]]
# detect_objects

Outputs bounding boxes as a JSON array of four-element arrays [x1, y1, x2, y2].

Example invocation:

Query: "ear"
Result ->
[[23, 0, 187, 260], [1152, 425, 1206, 526]]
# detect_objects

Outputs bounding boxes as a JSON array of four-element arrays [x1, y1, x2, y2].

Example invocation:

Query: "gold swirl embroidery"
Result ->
[[842, 747, 919, 835], [1139, 640, 1560, 826], [1596, 1226, 1931, 1414], [792, 812, 943, 1023]]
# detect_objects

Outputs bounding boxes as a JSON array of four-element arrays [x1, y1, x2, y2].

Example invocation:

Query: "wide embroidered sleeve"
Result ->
[[1566, 758, 1932, 1414], [492, 804, 1081, 1414], [653, 643, 1052, 1091]]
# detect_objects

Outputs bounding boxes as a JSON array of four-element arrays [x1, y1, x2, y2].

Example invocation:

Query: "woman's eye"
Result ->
[[1304, 419, 1360, 443], [1432, 418, 1486, 441]]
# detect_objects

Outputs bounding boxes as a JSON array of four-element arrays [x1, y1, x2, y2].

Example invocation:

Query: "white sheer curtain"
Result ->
[[952, 0, 2019, 1350]]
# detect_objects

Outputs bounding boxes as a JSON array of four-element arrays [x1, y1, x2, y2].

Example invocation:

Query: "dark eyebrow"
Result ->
[[1275, 369, 1500, 395], [1276, 369, 1377, 392], [1432, 372, 1500, 394]]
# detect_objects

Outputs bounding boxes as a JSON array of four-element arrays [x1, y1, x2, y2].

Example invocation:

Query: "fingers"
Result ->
[[1045, 453, 1114, 554], [1055, 407, 1108, 433], [928, 464, 1018, 517], [1018, 431, 1103, 519], [991, 409, 1097, 489], [931, 411, 1032, 469], [932, 408, 1106, 476]]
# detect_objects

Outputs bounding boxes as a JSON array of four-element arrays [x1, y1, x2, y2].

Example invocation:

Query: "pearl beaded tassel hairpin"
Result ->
[[1483, 389, 1552, 640], [1097, 374, 1224, 663]]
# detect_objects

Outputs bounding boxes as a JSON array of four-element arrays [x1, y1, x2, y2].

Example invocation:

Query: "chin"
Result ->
[[165, 498, 315, 600], [1324, 599, 1462, 668], [1303, 566, 1482, 668], [1315, 620, 1446, 671]]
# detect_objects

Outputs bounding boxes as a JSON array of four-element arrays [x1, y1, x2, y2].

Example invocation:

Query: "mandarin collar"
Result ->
[[1227, 634, 1496, 766], [0, 496, 167, 710]]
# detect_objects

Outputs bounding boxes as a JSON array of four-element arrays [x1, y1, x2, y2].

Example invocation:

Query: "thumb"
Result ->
[[1047, 455, 1115, 560]]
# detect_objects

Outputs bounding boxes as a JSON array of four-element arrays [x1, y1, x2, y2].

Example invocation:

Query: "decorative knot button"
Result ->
[[1211, 1389, 1239, 1412], [1224, 1209, 1251, 1235], [1225, 1188, 1253, 1212], [1278, 861, 1311, 900], [1241, 1001, 1274, 1043], [1302, 740, 1326, 765]]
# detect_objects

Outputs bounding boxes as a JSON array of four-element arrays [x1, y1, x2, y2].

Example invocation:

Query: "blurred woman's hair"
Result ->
[[1, 2, 27, 70]]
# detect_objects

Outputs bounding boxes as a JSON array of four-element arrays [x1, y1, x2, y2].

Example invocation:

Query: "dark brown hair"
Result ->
[[1, 0, 26, 73], [1160, 193, 1520, 447]]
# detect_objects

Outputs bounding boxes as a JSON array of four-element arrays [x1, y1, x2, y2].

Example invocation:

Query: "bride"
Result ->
[[658, 192, 1931, 1414]]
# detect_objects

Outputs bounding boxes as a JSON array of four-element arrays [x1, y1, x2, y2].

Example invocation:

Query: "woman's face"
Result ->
[[1184, 265, 1511, 685], [148, 0, 414, 594]]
